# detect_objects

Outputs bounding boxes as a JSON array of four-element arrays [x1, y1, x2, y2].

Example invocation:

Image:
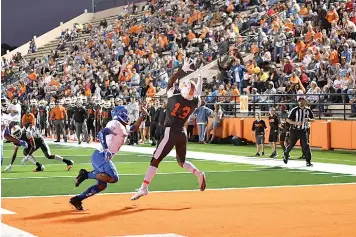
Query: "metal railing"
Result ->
[[155, 93, 356, 120], [92, 0, 144, 13]]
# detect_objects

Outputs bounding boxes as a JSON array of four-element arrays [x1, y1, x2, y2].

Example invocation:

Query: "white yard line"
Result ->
[[332, 175, 356, 178], [191, 147, 356, 163], [112, 234, 186, 237], [46, 141, 356, 176], [288, 170, 309, 173], [3, 182, 356, 199], [310, 173, 332, 175]]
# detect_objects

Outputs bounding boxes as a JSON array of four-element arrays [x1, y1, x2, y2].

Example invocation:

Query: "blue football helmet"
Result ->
[[111, 105, 129, 124]]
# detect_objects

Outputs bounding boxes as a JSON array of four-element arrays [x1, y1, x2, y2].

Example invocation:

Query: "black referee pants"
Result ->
[[150, 122, 158, 143], [284, 129, 312, 162]]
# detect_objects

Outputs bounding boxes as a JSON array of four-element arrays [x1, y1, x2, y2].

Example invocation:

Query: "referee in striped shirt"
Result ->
[[283, 97, 314, 167]]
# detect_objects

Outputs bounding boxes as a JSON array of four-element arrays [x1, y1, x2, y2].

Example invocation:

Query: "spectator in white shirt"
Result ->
[[7, 99, 22, 126], [130, 69, 140, 86], [158, 68, 169, 82]]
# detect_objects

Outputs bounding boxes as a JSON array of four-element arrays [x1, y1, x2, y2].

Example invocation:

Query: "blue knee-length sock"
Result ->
[[78, 185, 101, 201]]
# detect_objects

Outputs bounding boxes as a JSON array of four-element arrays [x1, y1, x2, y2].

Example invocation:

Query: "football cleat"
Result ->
[[33, 165, 45, 172], [70, 196, 84, 211], [283, 154, 289, 164], [130, 187, 149, 201], [67, 160, 74, 171], [306, 162, 313, 167], [198, 172, 206, 191], [75, 169, 88, 187], [4, 165, 12, 172]]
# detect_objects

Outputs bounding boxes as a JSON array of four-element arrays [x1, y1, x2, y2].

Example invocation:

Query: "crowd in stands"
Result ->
[[208, 0, 356, 116], [1, 0, 356, 118]]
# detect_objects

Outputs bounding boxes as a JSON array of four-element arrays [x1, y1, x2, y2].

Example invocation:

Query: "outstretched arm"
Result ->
[[167, 57, 196, 91], [130, 106, 148, 132], [195, 67, 203, 97]]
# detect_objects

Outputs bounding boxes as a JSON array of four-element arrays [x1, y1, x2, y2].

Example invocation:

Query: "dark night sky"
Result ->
[[1, 0, 140, 47], [1, 0, 94, 46]]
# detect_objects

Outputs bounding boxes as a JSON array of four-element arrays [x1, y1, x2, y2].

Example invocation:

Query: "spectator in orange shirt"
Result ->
[[326, 6, 339, 24], [176, 14, 184, 25], [329, 47, 340, 65], [298, 4, 309, 18], [294, 39, 306, 61], [187, 30, 196, 41], [230, 83, 241, 103], [325, 6, 339, 32], [28, 70, 37, 82], [217, 85, 227, 103], [304, 25, 315, 43], [85, 87, 92, 97], [22, 107, 36, 129], [125, 69, 134, 83], [50, 101, 67, 142], [146, 82, 156, 98], [289, 73, 306, 93], [19, 84, 27, 97], [313, 27, 323, 43]]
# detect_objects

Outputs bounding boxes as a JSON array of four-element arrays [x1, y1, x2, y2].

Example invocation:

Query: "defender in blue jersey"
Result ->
[[69, 105, 147, 210]]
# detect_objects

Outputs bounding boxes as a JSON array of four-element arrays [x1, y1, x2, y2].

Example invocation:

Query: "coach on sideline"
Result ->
[[283, 97, 314, 167], [73, 100, 89, 145]]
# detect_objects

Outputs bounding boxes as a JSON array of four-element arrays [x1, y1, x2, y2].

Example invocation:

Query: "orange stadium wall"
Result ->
[[192, 118, 356, 151]]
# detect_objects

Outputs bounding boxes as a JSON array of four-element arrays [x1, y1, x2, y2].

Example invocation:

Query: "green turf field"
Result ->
[[1, 143, 356, 197]]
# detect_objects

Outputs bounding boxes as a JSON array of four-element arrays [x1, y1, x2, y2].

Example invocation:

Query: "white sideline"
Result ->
[[1, 224, 37, 237], [47, 141, 356, 175], [2, 182, 356, 199], [1, 209, 37, 237], [111, 234, 186, 237], [1, 208, 16, 215]]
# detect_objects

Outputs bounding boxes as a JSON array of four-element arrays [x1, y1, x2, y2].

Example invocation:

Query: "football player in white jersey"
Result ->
[[69, 105, 147, 210], [1, 95, 28, 166]]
